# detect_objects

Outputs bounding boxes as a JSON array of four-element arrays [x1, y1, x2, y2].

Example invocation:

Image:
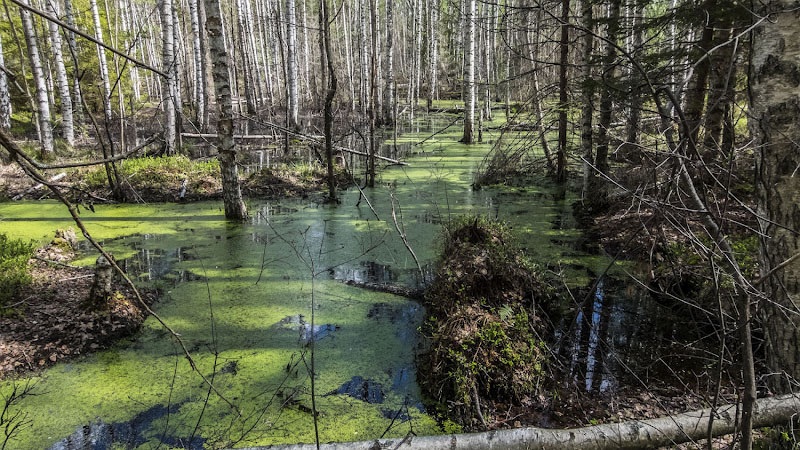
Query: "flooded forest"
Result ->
[[0, 0, 799, 448]]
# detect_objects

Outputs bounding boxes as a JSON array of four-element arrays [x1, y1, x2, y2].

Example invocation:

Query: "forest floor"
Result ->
[[0, 238, 157, 379], [0, 157, 351, 203]]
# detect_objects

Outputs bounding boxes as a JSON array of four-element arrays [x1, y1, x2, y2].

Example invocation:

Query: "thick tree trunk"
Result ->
[[45, 0, 75, 146], [319, 0, 336, 201], [460, 0, 475, 144], [751, 0, 800, 394], [19, 0, 54, 156], [251, 395, 800, 450], [204, 0, 248, 219]]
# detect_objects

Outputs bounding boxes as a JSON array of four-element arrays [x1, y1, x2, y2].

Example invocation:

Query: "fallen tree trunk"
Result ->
[[244, 394, 800, 450]]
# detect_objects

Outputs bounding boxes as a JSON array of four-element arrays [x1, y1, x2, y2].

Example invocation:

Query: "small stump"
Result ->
[[86, 255, 113, 310]]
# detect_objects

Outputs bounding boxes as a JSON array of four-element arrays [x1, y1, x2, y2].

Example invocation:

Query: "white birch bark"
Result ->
[[20, 0, 54, 155], [0, 34, 11, 130], [203, 0, 248, 219], [62, 0, 82, 125], [188, 0, 205, 123], [382, 0, 394, 123], [160, 0, 177, 153], [45, 0, 74, 146], [89, 0, 114, 122], [286, 0, 299, 128], [460, 0, 475, 144]]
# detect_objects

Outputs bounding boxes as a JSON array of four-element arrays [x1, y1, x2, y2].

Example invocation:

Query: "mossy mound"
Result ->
[[419, 216, 552, 429]]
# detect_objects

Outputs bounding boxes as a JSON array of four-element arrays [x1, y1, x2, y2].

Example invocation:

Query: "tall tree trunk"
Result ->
[[751, 0, 800, 395], [579, 0, 593, 197], [20, 0, 54, 156], [188, 0, 206, 125], [368, 0, 377, 187], [89, 0, 114, 123], [286, 0, 299, 128], [62, 0, 82, 128], [0, 33, 11, 130], [592, 0, 621, 197], [160, 0, 177, 154], [427, 0, 438, 110], [46, 0, 75, 146], [204, 0, 248, 219], [682, 0, 716, 147], [624, 2, 642, 152], [702, 18, 735, 156], [383, 0, 394, 124], [319, 0, 336, 200], [460, 0, 475, 144], [556, 0, 569, 182]]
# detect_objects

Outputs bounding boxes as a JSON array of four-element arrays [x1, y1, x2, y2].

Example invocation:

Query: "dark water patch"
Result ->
[[272, 315, 338, 343], [49, 402, 203, 450], [328, 376, 385, 404]]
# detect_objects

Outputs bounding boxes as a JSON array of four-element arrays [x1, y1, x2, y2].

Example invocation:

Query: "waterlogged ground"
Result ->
[[0, 110, 629, 449]]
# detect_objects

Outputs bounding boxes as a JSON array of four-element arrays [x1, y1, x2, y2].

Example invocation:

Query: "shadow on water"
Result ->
[[50, 402, 204, 450]]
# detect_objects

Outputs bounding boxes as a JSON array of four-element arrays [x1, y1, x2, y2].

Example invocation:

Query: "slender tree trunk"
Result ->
[[624, 2, 643, 151], [702, 18, 735, 156], [0, 34, 11, 130], [20, 0, 54, 156], [428, 0, 438, 110], [751, 0, 800, 396], [89, 0, 114, 123], [683, 0, 716, 147], [579, 0, 593, 197], [160, 0, 177, 154], [204, 0, 248, 219], [286, 0, 299, 128], [556, 0, 569, 182], [383, 0, 395, 124], [188, 0, 206, 125], [460, 0, 475, 144], [592, 0, 621, 197], [62, 0, 82, 128], [368, 0, 377, 187], [45, 0, 75, 146], [318, 0, 336, 200]]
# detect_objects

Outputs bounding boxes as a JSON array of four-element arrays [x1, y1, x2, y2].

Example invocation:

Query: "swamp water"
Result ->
[[1, 113, 685, 449]]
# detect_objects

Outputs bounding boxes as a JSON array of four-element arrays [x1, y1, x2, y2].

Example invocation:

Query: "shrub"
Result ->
[[0, 233, 35, 309]]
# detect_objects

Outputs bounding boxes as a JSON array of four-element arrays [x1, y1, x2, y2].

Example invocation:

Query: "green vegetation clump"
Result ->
[[84, 155, 221, 199], [0, 233, 35, 309], [420, 216, 551, 428]]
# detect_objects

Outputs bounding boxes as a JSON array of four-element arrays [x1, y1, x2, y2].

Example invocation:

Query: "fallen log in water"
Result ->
[[243, 394, 800, 450], [339, 279, 424, 299]]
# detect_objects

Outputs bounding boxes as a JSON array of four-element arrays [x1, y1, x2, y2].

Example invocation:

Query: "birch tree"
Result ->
[[0, 36, 10, 130], [460, 0, 475, 144], [45, 0, 75, 146], [751, 0, 800, 395], [382, 0, 394, 124], [286, 0, 299, 128], [204, 0, 248, 219], [160, 0, 177, 153], [19, 0, 54, 156], [89, 0, 114, 122]]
